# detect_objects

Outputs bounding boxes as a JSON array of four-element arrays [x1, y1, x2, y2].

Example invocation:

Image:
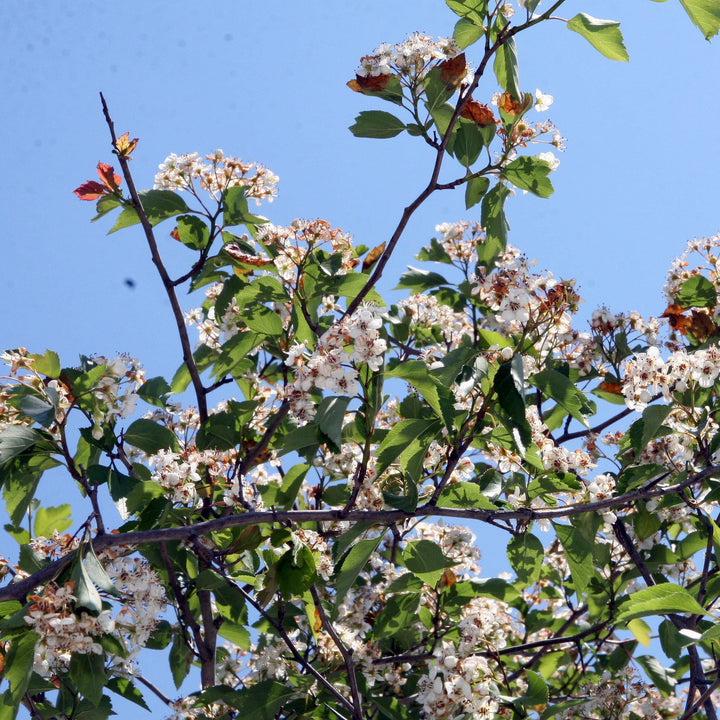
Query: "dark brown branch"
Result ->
[[310, 586, 364, 720], [99, 93, 208, 422]]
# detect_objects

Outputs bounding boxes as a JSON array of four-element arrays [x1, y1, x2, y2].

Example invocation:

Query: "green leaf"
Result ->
[[616, 582, 710, 623], [16, 395, 55, 427], [481, 183, 510, 251], [315, 396, 350, 451], [28, 350, 60, 378], [529, 368, 593, 427], [445, 0, 488, 25], [493, 35, 521, 101], [453, 17, 484, 49], [202, 680, 300, 718], [174, 215, 209, 250], [349, 110, 406, 139], [628, 618, 652, 647], [403, 539, 456, 586], [635, 655, 676, 695], [436, 481, 497, 510], [222, 186, 267, 227], [34, 504, 72, 536], [494, 356, 526, 427], [679, 0, 720, 39], [375, 418, 432, 479], [259, 463, 309, 511], [453, 122, 485, 167], [69, 651, 106, 705], [82, 543, 120, 597], [553, 521, 595, 594], [517, 670, 549, 708], [72, 554, 103, 616], [373, 592, 422, 641], [137, 376, 172, 408], [243, 305, 284, 336], [106, 677, 150, 711], [334, 536, 384, 604], [124, 418, 179, 454], [276, 546, 316, 597], [108, 190, 190, 233], [501, 156, 554, 198], [465, 175, 490, 209], [567, 13, 629, 61], [169, 633, 193, 689], [2, 631, 38, 715], [507, 533, 544, 586], [395, 266, 449, 291], [676, 274, 718, 308], [0, 427, 42, 467], [387, 361, 456, 430]]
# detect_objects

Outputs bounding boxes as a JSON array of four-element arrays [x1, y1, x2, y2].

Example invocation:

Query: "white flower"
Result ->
[[538, 151, 559, 171], [534, 88, 553, 111]]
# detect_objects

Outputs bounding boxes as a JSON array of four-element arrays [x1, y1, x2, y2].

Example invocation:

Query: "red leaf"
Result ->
[[73, 180, 108, 200], [96, 162, 121, 192]]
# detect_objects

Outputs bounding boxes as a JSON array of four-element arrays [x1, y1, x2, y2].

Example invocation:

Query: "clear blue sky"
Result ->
[[2, 1, 719, 716]]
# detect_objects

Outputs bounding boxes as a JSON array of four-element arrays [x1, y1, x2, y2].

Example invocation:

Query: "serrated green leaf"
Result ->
[[616, 582, 710, 623], [493, 35, 521, 101], [124, 418, 179, 454], [69, 652, 106, 705], [169, 633, 193, 689], [395, 266, 449, 291], [679, 0, 720, 39], [349, 110, 406, 139], [403, 540, 456, 586], [453, 17, 484, 48], [507, 533, 544, 586], [445, 0, 488, 25], [174, 215, 209, 250], [517, 669, 549, 707], [0, 427, 42, 467], [567, 13, 629, 61], [28, 350, 60, 378], [676, 274, 717, 308], [315, 396, 350, 451], [529, 368, 593, 426], [334, 536, 384, 604], [465, 175, 490, 209], [108, 190, 190, 233], [436, 481, 496, 510], [34, 504, 72, 537], [502, 156, 554, 198], [106, 677, 149, 711]]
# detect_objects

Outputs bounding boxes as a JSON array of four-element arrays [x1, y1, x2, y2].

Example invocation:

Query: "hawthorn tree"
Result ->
[[3, 1, 720, 719]]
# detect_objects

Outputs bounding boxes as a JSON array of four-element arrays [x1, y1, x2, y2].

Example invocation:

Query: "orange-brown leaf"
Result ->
[[661, 304, 693, 334], [73, 180, 108, 200], [96, 162, 121, 192], [439, 567, 457, 588], [362, 242, 386, 271], [460, 100, 496, 127], [352, 73, 391, 93], [114, 131, 139, 159], [497, 92, 524, 117], [598, 381, 623, 395], [313, 606, 323, 633], [689, 310, 717, 341], [439, 53, 467, 87]]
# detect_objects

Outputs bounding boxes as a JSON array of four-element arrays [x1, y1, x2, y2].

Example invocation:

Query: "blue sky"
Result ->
[[2, 0, 720, 716]]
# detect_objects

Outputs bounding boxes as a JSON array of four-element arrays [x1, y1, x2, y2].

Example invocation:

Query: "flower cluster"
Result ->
[[257, 219, 356, 284], [284, 304, 386, 423], [622, 345, 720, 411], [24, 582, 114, 676], [153, 150, 278, 205], [149, 445, 239, 505], [356, 32, 470, 84]]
